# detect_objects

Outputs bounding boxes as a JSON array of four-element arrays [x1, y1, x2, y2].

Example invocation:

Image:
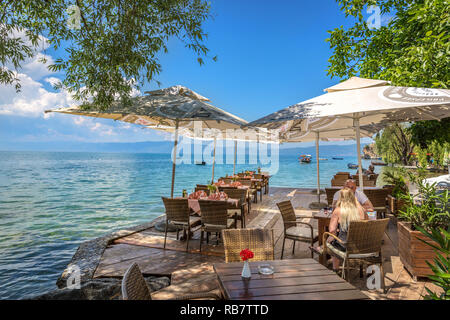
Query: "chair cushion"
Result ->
[[286, 226, 318, 240], [203, 219, 235, 231], [325, 242, 380, 259]]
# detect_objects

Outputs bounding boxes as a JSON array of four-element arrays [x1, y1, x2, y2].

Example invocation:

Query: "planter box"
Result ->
[[398, 221, 438, 279]]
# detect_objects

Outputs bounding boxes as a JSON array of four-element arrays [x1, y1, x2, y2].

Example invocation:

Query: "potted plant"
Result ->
[[381, 167, 408, 216], [415, 226, 449, 300], [397, 174, 449, 280], [207, 184, 217, 195]]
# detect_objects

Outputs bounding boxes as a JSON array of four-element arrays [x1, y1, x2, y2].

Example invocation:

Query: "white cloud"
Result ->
[[21, 53, 55, 80], [0, 29, 167, 143], [0, 72, 75, 117]]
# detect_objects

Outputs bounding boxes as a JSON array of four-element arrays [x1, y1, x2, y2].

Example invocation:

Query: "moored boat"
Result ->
[[299, 154, 312, 163], [332, 157, 344, 160], [371, 161, 387, 166], [347, 163, 358, 169]]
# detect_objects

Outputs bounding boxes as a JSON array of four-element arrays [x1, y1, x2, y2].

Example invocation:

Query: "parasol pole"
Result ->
[[233, 140, 237, 176], [170, 120, 179, 198], [211, 136, 216, 184], [315, 131, 320, 203], [354, 114, 364, 191]]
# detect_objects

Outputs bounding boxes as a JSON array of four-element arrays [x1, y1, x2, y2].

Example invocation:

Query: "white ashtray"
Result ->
[[258, 264, 274, 275]]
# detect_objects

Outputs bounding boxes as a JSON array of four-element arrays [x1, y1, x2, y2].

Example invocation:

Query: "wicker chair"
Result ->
[[198, 200, 236, 252], [325, 188, 336, 206], [352, 174, 376, 187], [122, 262, 221, 300], [162, 197, 199, 252], [364, 188, 390, 218], [195, 184, 210, 195], [222, 228, 274, 263], [322, 218, 389, 291], [218, 187, 247, 228], [219, 178, 233, 184], [331, 177, 347, 187], [253, 174, 264, 202], [262, 174, 270, 194], [277, 200, 318, 259], [237, 179, 255, 212]]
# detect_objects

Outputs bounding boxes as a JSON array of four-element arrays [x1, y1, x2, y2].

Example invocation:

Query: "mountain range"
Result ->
[[0, 140, 369, 157]]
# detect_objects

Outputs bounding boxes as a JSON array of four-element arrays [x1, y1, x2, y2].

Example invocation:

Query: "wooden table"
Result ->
[[213, 258, 369, 300], [313, 210, 332, 266]]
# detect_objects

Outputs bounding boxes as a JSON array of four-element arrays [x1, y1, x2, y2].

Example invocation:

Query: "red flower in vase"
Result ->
[[240, 248, 254, 261]]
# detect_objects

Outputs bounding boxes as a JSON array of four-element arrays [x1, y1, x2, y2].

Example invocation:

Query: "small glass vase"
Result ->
[[241, 260, 251, 279]]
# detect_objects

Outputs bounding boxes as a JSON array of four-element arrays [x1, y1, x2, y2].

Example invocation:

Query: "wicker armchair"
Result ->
[[322, 218, 389, 291], [222, 228, 274, 263], [198, 200, 236, 252], [364, 188, 390, 218], [218, 187, 247, 228], [238, 179, 256, 210], [122, 262, 221, 300], [325, 188, 336, 206], [162, 197, 199, 252], [277, 200, 318, 259]]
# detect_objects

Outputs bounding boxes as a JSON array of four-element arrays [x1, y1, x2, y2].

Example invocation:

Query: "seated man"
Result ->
[[361, 165, 375, 175], [332, 179, 374, 212]]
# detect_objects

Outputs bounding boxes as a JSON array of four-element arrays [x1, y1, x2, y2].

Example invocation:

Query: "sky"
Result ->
[[0, 0, 388, 149]]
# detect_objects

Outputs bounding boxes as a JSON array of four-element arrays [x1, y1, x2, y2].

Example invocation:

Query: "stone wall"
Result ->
[[31, 215, 167, 300]]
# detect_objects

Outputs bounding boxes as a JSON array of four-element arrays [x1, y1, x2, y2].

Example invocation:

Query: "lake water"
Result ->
[[0, 151, 378, 299]]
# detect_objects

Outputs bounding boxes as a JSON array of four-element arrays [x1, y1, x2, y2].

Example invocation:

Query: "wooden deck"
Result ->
[[93, 187, 440, 300]]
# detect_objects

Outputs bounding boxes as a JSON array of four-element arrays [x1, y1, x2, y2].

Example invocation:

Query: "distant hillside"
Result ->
[[0, 140, 368, 156], [0, 141, 175, 153]]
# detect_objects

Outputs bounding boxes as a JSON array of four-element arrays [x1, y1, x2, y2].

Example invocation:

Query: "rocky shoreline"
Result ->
[[31, 215, 168, 300]]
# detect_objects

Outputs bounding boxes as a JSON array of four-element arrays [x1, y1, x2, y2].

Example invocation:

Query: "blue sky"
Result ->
[[0, 0, 383, 149]]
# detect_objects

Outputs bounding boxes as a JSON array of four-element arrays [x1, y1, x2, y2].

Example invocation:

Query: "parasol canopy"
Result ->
[[248, 77, 450, 194], [46, 85, 249, 198]]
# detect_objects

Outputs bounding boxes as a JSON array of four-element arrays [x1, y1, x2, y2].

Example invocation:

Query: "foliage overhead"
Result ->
[[327, 0, 449, 88], [409, 118, 450, 149], [374, 123, 415, 165], [0, 0, 213, 109]]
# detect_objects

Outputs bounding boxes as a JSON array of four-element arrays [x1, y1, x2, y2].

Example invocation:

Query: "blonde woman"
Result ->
[[328, 188, 368, 272]]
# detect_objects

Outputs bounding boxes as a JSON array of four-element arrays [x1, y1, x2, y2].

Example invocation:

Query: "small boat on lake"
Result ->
[[332, 157, 344, 160], [318, 158, 328, 161], [299, 154, 312, 163], [195, 161, 206, 165], [347, 163, 359, 169], [371, 161, 387, 166]]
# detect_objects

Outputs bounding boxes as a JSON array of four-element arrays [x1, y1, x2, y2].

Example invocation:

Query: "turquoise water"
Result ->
[[0, 151, 378, 299]]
